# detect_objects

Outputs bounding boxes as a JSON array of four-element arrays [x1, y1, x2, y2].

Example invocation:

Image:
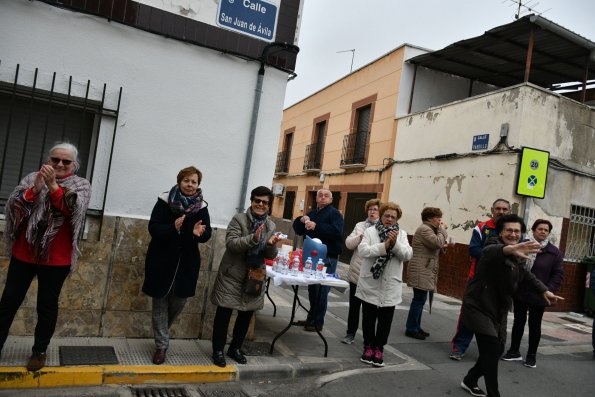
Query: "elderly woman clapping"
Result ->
[[210, 186, 282, 367], [356, 202, 412, 367], [142, 166, 212, 365], [1, 142, 91, 371]]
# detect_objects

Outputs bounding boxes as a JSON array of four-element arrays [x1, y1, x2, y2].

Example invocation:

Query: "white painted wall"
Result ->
[[0, 1, 289, 226], [408, 66, 497, 115], [391, 84, 595, 246]]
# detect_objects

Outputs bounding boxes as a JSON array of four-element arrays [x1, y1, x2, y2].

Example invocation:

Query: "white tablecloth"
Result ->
[[266, 267, 349, 291]]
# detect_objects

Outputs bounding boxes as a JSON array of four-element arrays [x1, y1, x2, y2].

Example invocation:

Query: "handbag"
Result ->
[[243, 266, 266, 296]]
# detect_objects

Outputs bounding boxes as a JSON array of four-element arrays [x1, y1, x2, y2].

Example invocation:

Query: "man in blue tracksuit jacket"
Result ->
[[293, 188, 344, 331], [450, 198, 511, 360]]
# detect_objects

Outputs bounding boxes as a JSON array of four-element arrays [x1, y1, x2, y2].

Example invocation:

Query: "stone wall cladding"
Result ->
[[0, 215, 227, 340]]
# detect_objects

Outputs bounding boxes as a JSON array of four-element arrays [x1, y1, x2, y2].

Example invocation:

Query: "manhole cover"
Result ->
[[132, 387, 190, 397], [59, 346, 118, 365]]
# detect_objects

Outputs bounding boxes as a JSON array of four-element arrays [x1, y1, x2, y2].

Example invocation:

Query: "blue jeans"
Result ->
[[452, 314, 475, 354], [405, 288, 428, 333], [306, 257, 337, 327]]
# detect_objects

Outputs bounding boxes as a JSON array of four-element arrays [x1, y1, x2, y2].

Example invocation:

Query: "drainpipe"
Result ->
[[237, 42, 299, 213]]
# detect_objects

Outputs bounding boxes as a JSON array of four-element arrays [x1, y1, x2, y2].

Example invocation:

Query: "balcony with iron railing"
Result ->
[[303, 143, 322, 172], [340, 133, 368, 168], [275, 150, 290, 175]]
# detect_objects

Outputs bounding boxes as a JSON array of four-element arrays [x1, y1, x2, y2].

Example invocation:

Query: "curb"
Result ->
[[0, 365, 236, 389]]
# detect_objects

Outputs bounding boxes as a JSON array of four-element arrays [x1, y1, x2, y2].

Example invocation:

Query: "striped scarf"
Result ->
[[4, 172, 91, 272], [370, 220, 400, 279], [167, 185, 203, 215]]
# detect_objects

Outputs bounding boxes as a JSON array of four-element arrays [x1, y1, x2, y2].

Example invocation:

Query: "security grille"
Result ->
[[565, 204, 595, 261], [0, 62, 121, 213]]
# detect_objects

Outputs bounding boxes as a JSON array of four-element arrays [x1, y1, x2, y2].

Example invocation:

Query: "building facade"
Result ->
[[0, 0, 302, 339]]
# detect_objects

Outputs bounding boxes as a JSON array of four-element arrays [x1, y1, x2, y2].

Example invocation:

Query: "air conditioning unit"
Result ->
[[272, 183, 285, 197]]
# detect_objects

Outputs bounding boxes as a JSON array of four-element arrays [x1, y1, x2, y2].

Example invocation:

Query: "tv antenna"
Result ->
[[337, 49, 355, 73], [504, 0, 550, 20]]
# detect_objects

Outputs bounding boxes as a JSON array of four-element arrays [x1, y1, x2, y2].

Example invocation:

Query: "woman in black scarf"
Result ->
[[209, 186, 282, 367], [142, 166, 212, 365]]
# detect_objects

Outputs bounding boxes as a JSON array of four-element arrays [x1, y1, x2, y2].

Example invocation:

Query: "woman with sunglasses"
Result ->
[[142, 166, 212, 365], [1, 142, 91, 371], [209, 186, 282, 367]]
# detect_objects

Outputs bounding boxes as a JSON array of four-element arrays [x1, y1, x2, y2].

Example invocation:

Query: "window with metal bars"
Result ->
[[341, 104, 371, 166], [0, 63, 121, 214], [565, 204, 595, 261]]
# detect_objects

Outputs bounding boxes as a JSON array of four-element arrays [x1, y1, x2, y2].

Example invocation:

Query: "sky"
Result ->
[[283, 0, 595, 108]]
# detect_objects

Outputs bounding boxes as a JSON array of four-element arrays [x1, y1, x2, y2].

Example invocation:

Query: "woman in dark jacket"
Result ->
[[142, 166, 212, 365], [501, 219, 564, 368], [460, 214, 563, 397], [210, 186, 281, 367]]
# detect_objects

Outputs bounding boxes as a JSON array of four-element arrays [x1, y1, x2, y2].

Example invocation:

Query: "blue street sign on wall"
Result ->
[[217, 0, 279, 42], [472, 134, 489, 150]]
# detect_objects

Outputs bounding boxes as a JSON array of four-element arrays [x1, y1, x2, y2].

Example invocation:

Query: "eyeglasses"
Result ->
[[368, 208, 379, 212], [50, 157, 73, 166], [252, 198, 270, 206], [503, 228, 522, 234]]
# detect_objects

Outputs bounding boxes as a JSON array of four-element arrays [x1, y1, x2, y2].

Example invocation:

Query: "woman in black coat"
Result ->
[[142, 166, 212, 365], [459, 214, 563, 397]]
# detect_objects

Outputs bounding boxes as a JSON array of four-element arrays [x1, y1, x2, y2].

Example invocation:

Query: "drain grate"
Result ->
[[241, 341, 271, 356], [132, 387, 190, 397], [59, 346, 119, 365], [200, 390, 248, 397]]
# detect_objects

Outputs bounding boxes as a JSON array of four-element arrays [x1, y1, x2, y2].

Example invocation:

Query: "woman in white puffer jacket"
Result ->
[[356, 202, 412, 367]]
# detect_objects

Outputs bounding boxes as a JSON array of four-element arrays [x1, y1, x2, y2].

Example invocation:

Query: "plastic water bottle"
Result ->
[[304, 257, 313, 278], [280, 254, 289, 274], [291, 255, 300, 276], [315, 258, 325, 279], [272, 254, 281, 272]]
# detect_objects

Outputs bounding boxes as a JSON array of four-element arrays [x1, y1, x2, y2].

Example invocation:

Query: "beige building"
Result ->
[[271, 44, 430, 261]]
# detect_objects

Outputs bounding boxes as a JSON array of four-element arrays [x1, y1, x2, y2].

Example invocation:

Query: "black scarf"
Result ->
[[370, 220, 400, 279]]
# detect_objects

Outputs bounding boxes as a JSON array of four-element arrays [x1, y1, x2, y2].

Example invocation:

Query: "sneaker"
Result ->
[[460, 379, 486, 397], [449, 351, 464, 361], [360, 345, 373, 364], [341, 333, 355, 344], [372, 347, 384, 367], [501, 350, 522, 361], [524, 354, 536, 368]]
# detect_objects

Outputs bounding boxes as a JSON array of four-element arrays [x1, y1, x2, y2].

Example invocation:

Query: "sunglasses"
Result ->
[[252, 198, 270, 206], [50, 157, 74, 166]]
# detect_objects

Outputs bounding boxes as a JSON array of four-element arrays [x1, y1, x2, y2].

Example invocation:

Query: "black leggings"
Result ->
[[211, 306, 254, 352], [465, 333, 505, 397], [361, 301, 395, 351], [0, 257, 70, 353], [509, 298, 545, 355]]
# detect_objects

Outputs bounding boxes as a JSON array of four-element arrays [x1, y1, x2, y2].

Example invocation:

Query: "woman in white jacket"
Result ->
[[342, 198, 381, 345], [356, 202, 412, 367]]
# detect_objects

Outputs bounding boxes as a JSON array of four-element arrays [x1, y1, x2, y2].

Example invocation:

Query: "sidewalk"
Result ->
[[1, 263, 592, 389]]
